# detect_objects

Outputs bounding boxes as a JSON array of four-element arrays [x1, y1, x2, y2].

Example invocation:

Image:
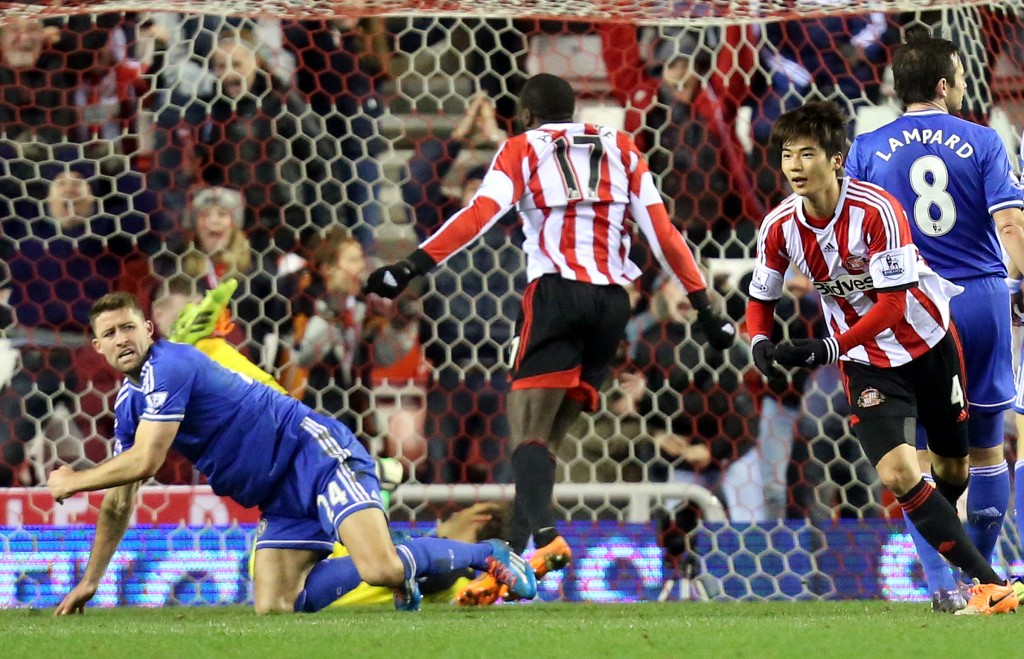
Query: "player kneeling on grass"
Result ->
[[250, 502, 509, 607], [747, 100, 1018, 616], [48, 291, 536, 615]]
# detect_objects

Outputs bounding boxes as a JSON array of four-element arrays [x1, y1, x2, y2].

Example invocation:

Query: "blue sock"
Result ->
[[395, 537, 493, 579], [904, 474, 957, 593], [294, 555, 363, 612], [293, 538, 493, 612], [1015, 460, 1024, 554], [968, 462, 1010, 563], [965, 409, 1010, 563]]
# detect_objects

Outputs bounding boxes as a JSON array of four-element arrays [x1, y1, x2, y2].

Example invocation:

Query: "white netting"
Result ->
[[0, 1, 1023, 604]]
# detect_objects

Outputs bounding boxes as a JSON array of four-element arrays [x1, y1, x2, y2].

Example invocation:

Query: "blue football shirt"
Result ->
[[847, 109, 1023, 280], [113, 340, 360, 507]]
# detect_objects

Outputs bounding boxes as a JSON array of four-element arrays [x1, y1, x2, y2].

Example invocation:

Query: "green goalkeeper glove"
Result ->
[[169, 279, 239, 344]]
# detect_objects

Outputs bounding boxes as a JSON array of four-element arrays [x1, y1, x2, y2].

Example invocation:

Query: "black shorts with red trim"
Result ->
[[508, 274, 631, 412], [840, 330, 968, 464]]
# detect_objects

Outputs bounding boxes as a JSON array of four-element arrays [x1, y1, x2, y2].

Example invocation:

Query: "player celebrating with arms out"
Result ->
[[48, 292, 535, 615], [747, 101, 1016, 615], [846, 33, 1024, 612], [363, 72, 735, 604]]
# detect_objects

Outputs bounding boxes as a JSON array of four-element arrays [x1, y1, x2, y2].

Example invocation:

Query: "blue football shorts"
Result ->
[[255, 417, 384, 553]]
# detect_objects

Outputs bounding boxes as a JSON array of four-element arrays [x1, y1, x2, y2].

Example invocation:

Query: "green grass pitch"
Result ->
[[2, 602, 1018, 658]]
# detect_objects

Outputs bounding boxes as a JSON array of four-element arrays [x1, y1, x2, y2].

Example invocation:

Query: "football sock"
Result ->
[[534, 526, 560, 548], [294, 538, 494, 612], [508, 440, 556, 553], [966, 462, 1009, 564], [902, 474, 957, 593], [418, 569, 474, 596], [898, 478, 1001, 585], [930, 467, 968, 506], [1014, 460, 1024, 554], [395, 537, 493, 579], [294, 556, 362, 612]]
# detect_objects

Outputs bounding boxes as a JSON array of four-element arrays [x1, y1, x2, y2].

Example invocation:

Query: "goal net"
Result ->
[[1, 0, 1023, 606]]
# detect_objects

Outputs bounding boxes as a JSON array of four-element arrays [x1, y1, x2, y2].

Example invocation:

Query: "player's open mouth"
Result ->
[[118, 349, 135, 360]]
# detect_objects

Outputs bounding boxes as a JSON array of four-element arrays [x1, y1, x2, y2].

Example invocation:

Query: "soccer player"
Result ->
[[363, 72, 736, 605], [846, 33, 1024, 611], [48, 292, 536, 615], [747, 100, 1017, 615]]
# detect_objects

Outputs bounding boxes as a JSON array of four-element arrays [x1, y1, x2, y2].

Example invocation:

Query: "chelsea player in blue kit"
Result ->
[[847, 34, 1024, 611], [48, 292, 535, 615]]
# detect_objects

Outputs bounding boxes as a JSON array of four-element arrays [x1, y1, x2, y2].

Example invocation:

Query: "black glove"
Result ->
[[773, 337, 840, 368], [695, 307, 736, 351], [363, 249, 436, 299], [751, 339, 783, 380], [1012, 289, 1024, 327]]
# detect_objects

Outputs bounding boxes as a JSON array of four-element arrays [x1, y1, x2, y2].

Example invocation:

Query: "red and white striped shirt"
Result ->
[[749, 178, 963, 368], [419, 122, 706, 294]]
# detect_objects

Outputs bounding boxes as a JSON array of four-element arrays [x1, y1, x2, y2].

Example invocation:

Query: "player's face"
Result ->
[[780, 138, 842, 201], [943, 55, 967, 113], [92, 307, 154, 379]]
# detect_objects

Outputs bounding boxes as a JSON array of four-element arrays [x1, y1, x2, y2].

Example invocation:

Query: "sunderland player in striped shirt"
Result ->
[[747, 101, 1017, 615], [364, 73, 736, 605], [847, 34, 1024, 612], [47, 292, 536, 615]]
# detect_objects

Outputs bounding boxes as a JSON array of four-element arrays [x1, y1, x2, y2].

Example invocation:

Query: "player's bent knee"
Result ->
[[354, 553, 405, 587], [874, 453, 922, 497], [932, 454, 968, 484], [253, 596, 297, 614]]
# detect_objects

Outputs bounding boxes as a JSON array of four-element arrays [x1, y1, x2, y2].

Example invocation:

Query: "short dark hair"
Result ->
[[892, 33, 962, 106], [89, 292, 145, 330], [518, 73, 575, 122], [769, 101, 848, 159]]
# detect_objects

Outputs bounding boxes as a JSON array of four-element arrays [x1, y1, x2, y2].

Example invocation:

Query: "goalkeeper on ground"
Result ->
[[152, 276, 284, 393]]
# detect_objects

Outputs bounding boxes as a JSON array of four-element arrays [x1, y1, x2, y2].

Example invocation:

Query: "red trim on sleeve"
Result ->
[[745, 298, 776, 340], [834, 290, 906, 354]]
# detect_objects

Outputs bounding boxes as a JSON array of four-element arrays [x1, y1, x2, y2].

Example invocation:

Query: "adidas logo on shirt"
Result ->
[[823, 242, 837, 253]]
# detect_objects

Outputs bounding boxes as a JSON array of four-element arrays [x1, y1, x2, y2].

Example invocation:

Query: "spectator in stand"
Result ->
[[758, 11, 897, 130], [61, 14, 146, 148], [0, 165, 162, 480], [154, 185, 288, 368], [401, 94, 524, 483], [789, 362, 883, 520], [600, 22, 764, 245], [284, 228, 371, 429], [0, 19, 75, 143], [150, 31, 340, 252], [283, 17, 390, 252], [281, 227, 429, 472], [556, 338, 655, 485], [634, 277, 761, 521], [639, 29, 746, 243], [747, 270, 827, 520]]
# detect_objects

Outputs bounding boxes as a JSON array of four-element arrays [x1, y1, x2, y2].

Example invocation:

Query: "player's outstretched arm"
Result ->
[[48, 421, 178, 500], [54, 481, 140, 616]]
